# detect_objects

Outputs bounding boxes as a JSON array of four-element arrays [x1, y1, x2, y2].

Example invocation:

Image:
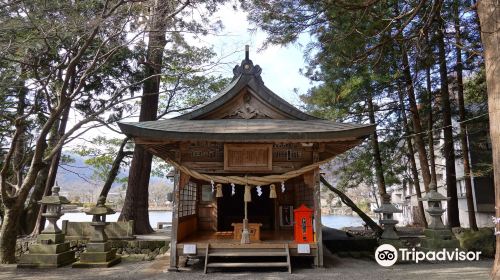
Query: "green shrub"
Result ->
[[456, 227, 495, 258]]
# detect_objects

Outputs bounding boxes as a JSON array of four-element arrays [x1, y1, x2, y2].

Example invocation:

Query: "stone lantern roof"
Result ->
[[418, 183, 449, 202], [85, 196, 115, 216], [374, 193, 402, 214], [39, 185, 70, 205]]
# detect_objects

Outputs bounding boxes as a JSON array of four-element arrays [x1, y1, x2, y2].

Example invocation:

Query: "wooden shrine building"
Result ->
[[118, 47, 374, 272]]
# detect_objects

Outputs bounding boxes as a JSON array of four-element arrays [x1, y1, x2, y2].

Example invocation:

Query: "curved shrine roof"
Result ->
[[118, 119, 374, 142], [118, 47, 375, 143]]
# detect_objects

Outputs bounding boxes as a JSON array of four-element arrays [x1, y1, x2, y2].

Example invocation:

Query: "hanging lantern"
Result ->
[[244, 185, 252, 202], [269, 184, 277, 199], [216, 184, 223, 198]]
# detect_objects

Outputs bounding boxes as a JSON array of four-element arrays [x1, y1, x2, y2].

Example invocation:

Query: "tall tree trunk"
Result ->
[[401, 43, 432, 192], [320, 176, 383, 235], [425, 32, 438, 186], [21, 105, 64, 235], [0, 205, 22, 263], [11, 67, 28, 195], [119, 1, 173, 234], [29, 104, 71, 236], [454, 1, 478, 231], [476, 0, 499, 277], [436, 14, 460, 228], [19, 166, 49, 235], [371, 182, 380, 209], [99, 137, 131, 200], [366, 93, 386, 197], [398, 89, 428, 228]]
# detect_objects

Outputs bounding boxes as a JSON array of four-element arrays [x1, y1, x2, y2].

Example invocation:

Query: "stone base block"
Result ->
[[379, 238, 405, 248], [424, 229, 454, 239], [421, 228, 460, 250], [420, 238, 460, 250], [80, 248, 117, 263], [380, 230, 399, 240], [72, 256, 121, 268], [17, 250, 75, 268], [86, 242, 111, 252], [29, 242, 70, 254], [37, 233, 65, 244]]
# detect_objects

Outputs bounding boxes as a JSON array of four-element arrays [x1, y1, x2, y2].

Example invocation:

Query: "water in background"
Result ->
[[321, 214, 364, 228], [60, 211, 362, 229]]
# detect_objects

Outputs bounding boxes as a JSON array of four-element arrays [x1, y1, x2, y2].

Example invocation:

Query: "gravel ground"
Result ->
[[0, 252, 493, 280]]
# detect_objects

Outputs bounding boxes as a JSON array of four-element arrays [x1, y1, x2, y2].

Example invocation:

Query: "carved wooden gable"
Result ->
[[201, 87, 294, 120]]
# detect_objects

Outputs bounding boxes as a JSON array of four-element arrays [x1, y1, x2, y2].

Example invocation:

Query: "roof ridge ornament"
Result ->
[[233, 45, 262, 78]]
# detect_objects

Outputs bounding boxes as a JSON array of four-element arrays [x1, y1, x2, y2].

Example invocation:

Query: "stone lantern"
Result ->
[[374, 193, 402, 241], [418, 183, 459, 251], [18, 184, 76, 268], [39, 185, 69, 236], [419, 183, 448, 229], [87, 196, 115, 243], [73, 196, 121, 268]]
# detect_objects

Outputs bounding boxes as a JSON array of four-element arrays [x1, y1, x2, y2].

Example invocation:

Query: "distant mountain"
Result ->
[[56, 153, 99, 193], [56, 153, 168, 195]]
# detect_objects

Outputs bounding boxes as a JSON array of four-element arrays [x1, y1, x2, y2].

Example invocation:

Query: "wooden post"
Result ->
[[313, 168, 324, 267], [476, 1, 500, 276], [274, 196, 279, 232], [312, 145, 323, 267], [241, 196, 250, 244], [168, 168, 180, 271]]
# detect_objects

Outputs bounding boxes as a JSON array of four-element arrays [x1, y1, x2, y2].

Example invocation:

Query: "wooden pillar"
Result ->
[[312, 145, 323, 267], [168, 168, 180, 271], [313, 167, 324, 267], [274, 190, 279, 232]]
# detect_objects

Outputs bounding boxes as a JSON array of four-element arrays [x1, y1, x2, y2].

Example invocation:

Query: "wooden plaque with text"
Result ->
[[224, 144, 272, 171]]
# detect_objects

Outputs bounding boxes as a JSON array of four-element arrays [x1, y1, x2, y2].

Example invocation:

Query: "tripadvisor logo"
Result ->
[[375, 244, 482, 267], [375, 244, 398, 267]]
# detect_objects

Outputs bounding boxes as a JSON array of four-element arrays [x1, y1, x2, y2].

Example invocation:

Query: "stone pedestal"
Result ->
[[420, 229, 460, 251], [72, 196, 121, 268], [18, 233, 75, 268], [418, 183, 460, 251], [72, 241, 121, 268], [374, 194, 403, 244], [18, 185, 75, 268], [379, 219, 399, 240]]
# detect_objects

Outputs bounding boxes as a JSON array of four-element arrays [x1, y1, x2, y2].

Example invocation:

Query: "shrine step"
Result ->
[[206, 262, 289, 268], [204, 243, 291, 274], [208, 250, 287, 257]]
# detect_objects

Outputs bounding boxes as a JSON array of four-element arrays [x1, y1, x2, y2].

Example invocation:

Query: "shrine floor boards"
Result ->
[[179, 229, 294, 243], [175, 230, 318, 259]]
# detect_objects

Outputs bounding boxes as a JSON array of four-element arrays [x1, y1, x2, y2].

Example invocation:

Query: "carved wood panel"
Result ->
[[224, 144, 272, 171], [272, 143, 312, 162], [180, 142, 224, 162], [201, 88, 295, 120]]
